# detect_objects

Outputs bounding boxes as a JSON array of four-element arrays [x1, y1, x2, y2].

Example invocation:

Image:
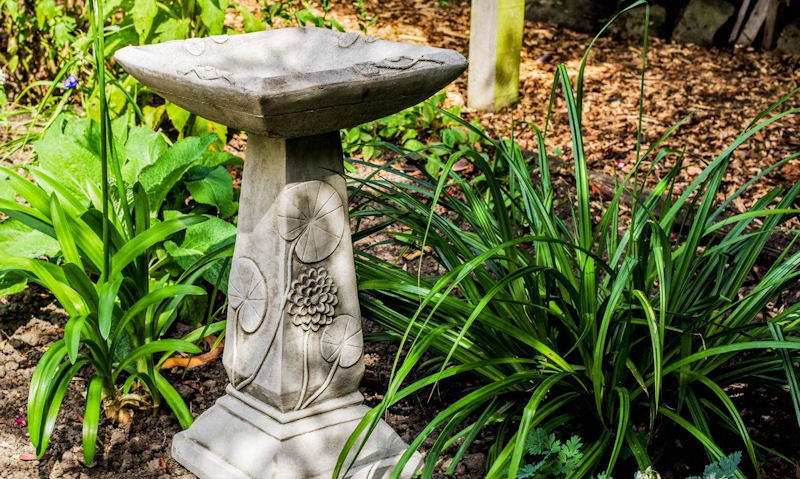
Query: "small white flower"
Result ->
[[0, 70, 7, 86]]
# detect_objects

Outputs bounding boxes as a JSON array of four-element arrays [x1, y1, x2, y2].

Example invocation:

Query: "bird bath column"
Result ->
[[115, 27, 467, 479]]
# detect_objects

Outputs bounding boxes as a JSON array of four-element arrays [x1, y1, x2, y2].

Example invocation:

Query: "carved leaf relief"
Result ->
[[352, 55, 445, 77], [184, 38, 205, 56], [277, 180, 345, 264], [229, 257, 268, 333]]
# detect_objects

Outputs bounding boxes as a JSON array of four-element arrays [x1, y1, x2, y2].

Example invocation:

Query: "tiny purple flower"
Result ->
[[62, 74, 78, 89], [615, 162, 625, 170]]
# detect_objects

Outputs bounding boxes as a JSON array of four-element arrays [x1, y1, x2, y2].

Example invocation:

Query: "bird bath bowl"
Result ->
[[116, 27, 466, 479]]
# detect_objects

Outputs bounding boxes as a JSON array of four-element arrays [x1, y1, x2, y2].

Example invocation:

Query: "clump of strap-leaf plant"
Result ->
[[338, 2, 800, 478], [0, 0, 231, 465]]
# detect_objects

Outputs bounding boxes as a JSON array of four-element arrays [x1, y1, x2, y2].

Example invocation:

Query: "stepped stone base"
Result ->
[[172, 386, 421, 479]]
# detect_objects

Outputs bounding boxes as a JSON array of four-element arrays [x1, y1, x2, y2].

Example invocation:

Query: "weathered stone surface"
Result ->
[[115, 27, 467, 138], [524, 0, 612, 33], [671, 0, 735, 47], [172, 388, 421, 479], [777, 20, 800, 55], [607, 4, 667, 41], [117, 28, 463, 478]]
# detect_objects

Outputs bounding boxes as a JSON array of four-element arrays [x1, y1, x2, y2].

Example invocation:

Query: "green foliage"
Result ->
[[0, 0, 240, 156], [0, 1, 235, 463], [4, 112, 241, 291], [0, 131, 228, 465], [341, 91, 487, 174], [337, 2, 800, 478], [0, 0, 77, 84], [514, 429, 583, 478], [261, 0, 345, 31], [687, 451, 742, 479]]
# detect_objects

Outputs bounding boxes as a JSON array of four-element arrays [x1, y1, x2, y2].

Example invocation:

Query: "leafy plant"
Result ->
[[513, 429, 584, 478], [341, 91, 487, 174], [0, 112, 240, 295], [261, 0, 344, 31], [0, 0, 237, 161], [687, 451, 742, 479], [0, 0, 233, 464], [338, 2, 800, 478]]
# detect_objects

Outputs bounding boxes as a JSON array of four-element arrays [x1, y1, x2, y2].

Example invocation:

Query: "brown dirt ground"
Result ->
[[1, 0, 800, 478]]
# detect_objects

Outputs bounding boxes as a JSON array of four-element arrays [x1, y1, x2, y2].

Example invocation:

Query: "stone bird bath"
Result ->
[[115, 27, 467, 479]]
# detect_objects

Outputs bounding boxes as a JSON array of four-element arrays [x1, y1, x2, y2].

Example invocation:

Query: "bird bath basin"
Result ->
[[115, 26, 467, 137], [116, 27, 466, 479]]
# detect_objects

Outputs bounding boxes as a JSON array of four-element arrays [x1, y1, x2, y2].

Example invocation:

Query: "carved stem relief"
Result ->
[[276, 180, 348, 410]]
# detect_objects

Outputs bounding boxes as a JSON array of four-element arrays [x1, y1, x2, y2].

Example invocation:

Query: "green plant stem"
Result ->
[[90, 0, 110, 282]]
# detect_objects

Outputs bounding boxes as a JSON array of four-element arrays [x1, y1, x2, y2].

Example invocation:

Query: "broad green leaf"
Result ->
[[154, 18, 190, 42], [141, 105, 166, 131], [235, 4, 265, 32], [164, 215, 235, 289], [199, 0, 228, 35], [185, 166, 237, 218], [121, 126, 169, 184], [190, 117, 227, 151], [0, 219, 60, 258], [34, 115, 101, 204], [138, 134, 216, 213], [131, 0, 157, 43], [165, 102, 190, 136]]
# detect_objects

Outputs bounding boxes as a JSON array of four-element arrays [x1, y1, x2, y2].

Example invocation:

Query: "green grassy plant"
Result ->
[[339, 2, 800, 478]]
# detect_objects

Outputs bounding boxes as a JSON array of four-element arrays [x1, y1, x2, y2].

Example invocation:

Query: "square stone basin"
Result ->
[[114, 27, 467, 138]]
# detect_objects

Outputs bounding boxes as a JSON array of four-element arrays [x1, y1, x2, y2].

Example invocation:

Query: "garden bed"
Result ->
[[1, 0, 799, 478]]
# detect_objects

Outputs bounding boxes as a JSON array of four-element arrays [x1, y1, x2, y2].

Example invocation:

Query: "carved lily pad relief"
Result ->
[[277, 180, 345, 264], [320, 314, 363, 368], [300, 314, 363, 409], [228, 257, 268, 333]]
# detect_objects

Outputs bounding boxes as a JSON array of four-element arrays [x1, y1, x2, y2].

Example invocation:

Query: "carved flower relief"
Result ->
[[228, 257, 268, 334], [287, 267, 338, 332], [277, 180, 345, 264]]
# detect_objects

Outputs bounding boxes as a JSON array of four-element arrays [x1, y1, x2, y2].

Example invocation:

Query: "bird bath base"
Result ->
[[173, 386, 418, 479]]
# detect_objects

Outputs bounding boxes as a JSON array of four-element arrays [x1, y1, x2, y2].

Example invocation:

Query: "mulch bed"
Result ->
[[1, 0, 799, 477]]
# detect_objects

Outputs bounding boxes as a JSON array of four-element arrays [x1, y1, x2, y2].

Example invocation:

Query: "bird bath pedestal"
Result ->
[[115, 27, 467, 479]]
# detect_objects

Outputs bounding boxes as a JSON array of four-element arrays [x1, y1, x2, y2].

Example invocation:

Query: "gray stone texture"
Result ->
[[777, 20, 800, 55], [607, 4, 668, 41], [671, 0, 736, 46], [524, 0, 612, 33], [116, 27, 468, 478]]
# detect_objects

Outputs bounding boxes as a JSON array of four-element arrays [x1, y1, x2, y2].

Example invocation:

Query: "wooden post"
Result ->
[[468, 0, 526, 112]]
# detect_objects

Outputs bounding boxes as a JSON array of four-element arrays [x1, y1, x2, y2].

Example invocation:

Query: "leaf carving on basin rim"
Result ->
[[228, 257, 268, 333], [277, 180, 345, 264], [320, 314, 363, 368]]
